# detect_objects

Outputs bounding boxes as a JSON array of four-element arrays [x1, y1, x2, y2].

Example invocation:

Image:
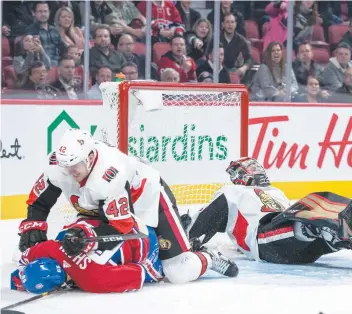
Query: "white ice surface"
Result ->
[[1, 217, 352, 314]]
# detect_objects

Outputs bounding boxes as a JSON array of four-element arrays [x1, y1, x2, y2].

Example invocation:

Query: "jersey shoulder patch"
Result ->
[[102, 166, 119, 183], [49, 152, 57, 165], [254, 188, 286, 213]]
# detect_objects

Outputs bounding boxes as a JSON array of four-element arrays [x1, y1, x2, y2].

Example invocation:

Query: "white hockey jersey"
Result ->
[[28, 141, 162, 230], [213, 185, 291, 261]]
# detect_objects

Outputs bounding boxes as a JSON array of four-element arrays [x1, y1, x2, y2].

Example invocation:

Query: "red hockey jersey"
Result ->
[[137, 1, 184, 36], [19, 238, 150, 293]]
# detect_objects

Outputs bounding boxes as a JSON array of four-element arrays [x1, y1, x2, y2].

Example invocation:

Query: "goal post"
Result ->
[[99, 81, 249, 206]]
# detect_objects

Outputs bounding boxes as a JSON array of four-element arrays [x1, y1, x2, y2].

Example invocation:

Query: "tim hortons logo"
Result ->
[[249, 113, 352, 169]]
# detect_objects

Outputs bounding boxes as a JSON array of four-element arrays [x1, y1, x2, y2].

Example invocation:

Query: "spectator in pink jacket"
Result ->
[[263, 1, 288, 51]]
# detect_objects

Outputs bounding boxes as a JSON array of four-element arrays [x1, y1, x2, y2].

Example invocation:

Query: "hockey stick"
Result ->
[[1, 286, 67, 313], [60, 232, 148, 244]]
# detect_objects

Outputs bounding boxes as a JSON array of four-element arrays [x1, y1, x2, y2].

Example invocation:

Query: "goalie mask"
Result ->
[[226, 157, 270, 187]]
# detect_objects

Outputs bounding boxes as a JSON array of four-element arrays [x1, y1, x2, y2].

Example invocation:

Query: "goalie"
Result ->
[[182, 157, 352, 264], [18, 129, 238, 287]]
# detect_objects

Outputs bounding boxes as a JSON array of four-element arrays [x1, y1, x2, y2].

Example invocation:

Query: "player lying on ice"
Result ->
[[16, 128, 238, 289], [182, 157, 352, 264], [11, 222, 164, 293]]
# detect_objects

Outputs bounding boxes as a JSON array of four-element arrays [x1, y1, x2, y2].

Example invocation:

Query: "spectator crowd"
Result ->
[[2, 0, 352, 103]]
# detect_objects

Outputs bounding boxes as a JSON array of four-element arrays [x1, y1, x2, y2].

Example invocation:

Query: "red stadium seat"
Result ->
[[311, 24, 330, 52], [245, 20, 260, 39], [328, 24, 349, 49], [47, 67, 58, 85], [2, 37, 11, 57], [311, 47, 330, 65], [2, 37, 13, 69], [245, 20, 263, 52], [74, 65, 92, 88], [152, 42, 171, 63], [3, 65, 16, 88], [312, 24, 326, 42], [2, 57, 13, 68], [250, 46, 261, 64], [132, 42, 146, 56]]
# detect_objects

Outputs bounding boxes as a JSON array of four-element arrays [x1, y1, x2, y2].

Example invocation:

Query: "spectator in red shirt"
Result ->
[[137, 1, 185, 44], [157, 35, 196, 82]]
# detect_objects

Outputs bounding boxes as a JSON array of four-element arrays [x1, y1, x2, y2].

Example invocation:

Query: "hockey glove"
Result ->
[[62, 224, 97, 257], [18, 220, 48, 252]]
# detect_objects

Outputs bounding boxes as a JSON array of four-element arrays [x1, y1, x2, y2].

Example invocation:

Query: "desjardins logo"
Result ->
[[128, 124, 228, 163], [46, 112, 228, 163]]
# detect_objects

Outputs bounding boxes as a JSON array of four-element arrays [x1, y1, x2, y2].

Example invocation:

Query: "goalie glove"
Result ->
[[62, 224, 98, 256], [18, 220, 48, 252]]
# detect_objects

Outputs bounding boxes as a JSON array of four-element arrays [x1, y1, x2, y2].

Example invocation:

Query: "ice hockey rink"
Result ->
[[1, 214, 352, 314]]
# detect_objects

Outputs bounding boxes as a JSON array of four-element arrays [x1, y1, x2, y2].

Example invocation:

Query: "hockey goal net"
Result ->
[[99, 81, 248, 205], [51, 81, 248, 230]]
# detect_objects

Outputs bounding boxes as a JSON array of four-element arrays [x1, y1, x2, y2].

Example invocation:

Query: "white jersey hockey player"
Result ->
[[183, 157, 352, 264], [18, 129, 238, 285]]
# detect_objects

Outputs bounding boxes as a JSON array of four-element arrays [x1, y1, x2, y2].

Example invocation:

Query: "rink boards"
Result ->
[[1, 100, 351, 219]]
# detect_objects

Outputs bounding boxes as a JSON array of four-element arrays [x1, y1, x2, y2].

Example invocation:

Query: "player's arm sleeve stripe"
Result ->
[[27, 179, 62, 221], [125, 181, 135, 214]]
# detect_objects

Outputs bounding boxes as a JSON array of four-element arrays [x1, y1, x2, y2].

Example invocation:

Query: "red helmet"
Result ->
[[226, 157, 270, 187]]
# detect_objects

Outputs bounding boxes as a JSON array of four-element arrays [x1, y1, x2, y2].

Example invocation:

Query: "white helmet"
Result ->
[[56, 129, 95, 168]]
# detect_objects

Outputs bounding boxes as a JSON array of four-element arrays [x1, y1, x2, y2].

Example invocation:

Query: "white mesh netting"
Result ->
[[51, 82, 246, 231], [99, 81, 244, 205]]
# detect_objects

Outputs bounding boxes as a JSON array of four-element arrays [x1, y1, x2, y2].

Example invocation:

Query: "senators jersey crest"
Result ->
[[70, 195, 99, 217], [254, 188, 286, 213]]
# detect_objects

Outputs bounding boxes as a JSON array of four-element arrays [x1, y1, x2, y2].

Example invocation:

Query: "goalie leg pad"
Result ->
[[257, 217, 334, 264]]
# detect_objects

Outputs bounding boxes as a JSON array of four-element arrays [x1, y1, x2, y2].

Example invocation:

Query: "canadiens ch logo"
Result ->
[[70, 195, 99, 217], [158, 236, 172, 250], [254, 189, 285, 213], [102, 166, 118, 183]]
